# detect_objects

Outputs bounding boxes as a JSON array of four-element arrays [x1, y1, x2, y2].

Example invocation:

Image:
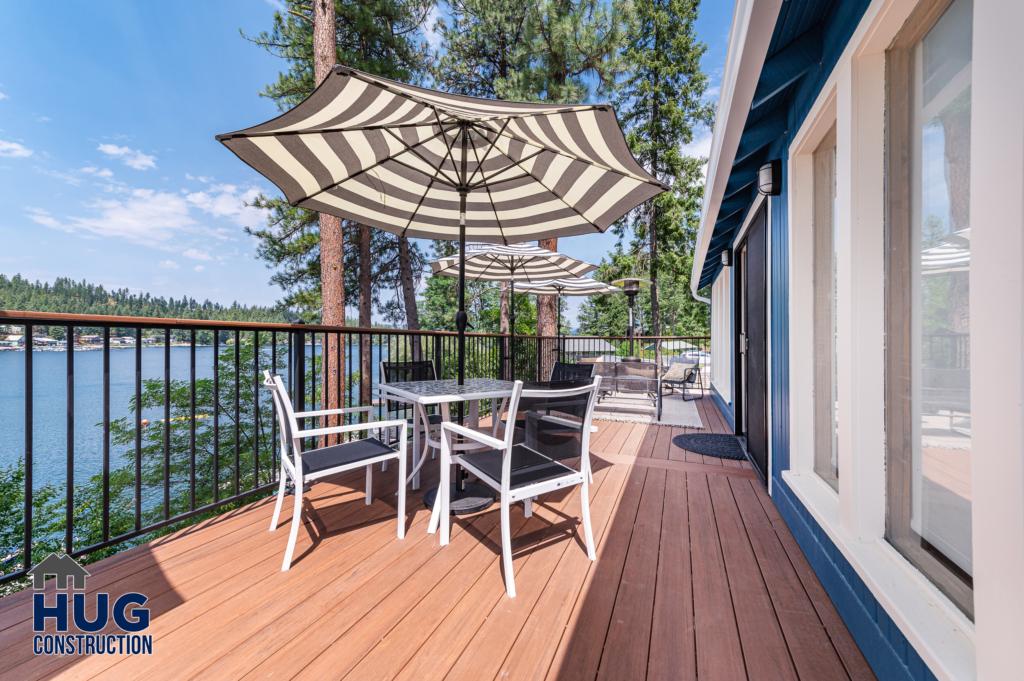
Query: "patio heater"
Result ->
[[612, 278, 651, 358]]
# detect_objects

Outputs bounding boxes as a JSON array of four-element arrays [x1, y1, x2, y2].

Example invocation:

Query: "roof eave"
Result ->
[[690, 0, 783, 299]]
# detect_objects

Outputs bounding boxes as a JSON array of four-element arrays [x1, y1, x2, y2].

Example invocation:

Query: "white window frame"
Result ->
[[782, 0, 991, 678]]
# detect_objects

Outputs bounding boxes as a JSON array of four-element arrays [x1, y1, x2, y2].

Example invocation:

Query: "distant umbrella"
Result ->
[[514, 278, 622, 352], [429, 244, 597, 379]]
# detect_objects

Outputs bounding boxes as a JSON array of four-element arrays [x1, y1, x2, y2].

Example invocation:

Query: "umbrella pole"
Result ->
[[510, 279, 515, 381], [556, 293, 561, 364]]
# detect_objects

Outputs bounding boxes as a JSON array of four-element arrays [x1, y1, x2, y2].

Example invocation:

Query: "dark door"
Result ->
[[740, 206, 769, 484]]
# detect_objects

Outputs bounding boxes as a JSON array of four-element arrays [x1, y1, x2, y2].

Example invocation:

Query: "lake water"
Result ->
[[0, 344, 389, 490]]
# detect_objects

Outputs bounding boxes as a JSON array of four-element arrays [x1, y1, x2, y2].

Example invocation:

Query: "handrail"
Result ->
[[0, 310, 709, 342]]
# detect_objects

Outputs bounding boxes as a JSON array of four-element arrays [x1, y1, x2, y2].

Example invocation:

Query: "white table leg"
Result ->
[[412, 403, 422, 490]]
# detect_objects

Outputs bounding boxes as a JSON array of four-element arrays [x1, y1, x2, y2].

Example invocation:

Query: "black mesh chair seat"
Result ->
[[459, 444, 577, 490], [300, 437, 395, 477], [409, 413, 444, 426], [549, 362, 598, 382]]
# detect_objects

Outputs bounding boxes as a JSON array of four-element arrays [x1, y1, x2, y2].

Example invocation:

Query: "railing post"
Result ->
[[295, 322, 305, 451]]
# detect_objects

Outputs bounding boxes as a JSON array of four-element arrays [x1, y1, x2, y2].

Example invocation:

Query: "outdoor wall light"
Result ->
[[758, 159, 782, 196], [721, 249, 732, 267]]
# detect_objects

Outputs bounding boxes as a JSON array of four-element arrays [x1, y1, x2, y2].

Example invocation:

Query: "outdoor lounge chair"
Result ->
[[263, 371, 408, 572], [435, 377, 601, 597], [661, 356, 703, 402]]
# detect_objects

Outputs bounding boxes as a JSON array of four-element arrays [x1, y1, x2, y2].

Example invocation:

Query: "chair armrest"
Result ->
[[441, 421, 505, 450], [296, 418, 407, 441], [295, 405, 374, 419]]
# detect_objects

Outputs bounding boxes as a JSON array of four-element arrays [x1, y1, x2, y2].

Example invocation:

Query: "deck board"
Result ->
[[0, 395, 874, 681]]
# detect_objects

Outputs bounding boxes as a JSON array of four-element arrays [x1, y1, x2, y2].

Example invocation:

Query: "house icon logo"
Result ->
[[29, 553, 154, 657], [27, 553, 90, 591]]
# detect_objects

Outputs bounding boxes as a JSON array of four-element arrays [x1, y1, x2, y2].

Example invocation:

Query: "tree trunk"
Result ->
[[314, 0, 343, 445], [359, 223, 373, 409], [536, 237, 558, 379], [650, 202, 661, 366], [397, 236, 422, 361]]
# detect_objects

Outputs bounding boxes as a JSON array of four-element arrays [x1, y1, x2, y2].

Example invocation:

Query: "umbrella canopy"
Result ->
[[428, 244, 597, 379], [513, 278, 621, 296], [514, 278, 621, 352], [216, 66, 668, 243], [217, 66, 665, 399], [429, 243, 597, 281]]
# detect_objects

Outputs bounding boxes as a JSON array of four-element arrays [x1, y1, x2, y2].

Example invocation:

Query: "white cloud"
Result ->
[[680, 129, 714, 160], [182, 247, 212, 261], [81, 166, 114, 179], [424, 5, 444, 49], [34, 115, 51, 122], [0, 90, 7, 101], [264, 0, 287, 11], [24, 207, 72, 232], [185, 183, 266, 228], [62, 188, 197, 246], [97, 143, 157, 170], [35, 166, 85, 185], [159, 259, 180, 269], [0, 140, 33, 158], [193, 265, 205, 272]]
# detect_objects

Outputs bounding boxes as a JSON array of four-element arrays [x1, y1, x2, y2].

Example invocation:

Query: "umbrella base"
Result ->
[[423, 483, 496, 515]]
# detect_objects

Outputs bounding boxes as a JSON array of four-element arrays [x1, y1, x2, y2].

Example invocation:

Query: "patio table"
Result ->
[[377, 378, 515, 515]]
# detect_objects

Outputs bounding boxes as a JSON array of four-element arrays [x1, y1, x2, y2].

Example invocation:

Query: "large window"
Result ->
[[813, 125, 839, 491], [886, 0, 973, 617]]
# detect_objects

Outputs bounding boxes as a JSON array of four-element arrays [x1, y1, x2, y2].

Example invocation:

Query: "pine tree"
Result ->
[[614, 0, 715, 365], [243, 0, 432, 323]]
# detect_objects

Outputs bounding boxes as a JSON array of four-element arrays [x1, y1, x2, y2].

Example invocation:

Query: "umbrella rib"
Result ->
[[489, 150, 604, 234], [398, 175, 437, 239], [432, 109, 464, 187], [382, 126, 462, 187], [468, 147, 546, 190], [465, 120, 511, 188], [292, 124, 457, 207], [468, 135, 509, 245], [493, 127, 669, 190]]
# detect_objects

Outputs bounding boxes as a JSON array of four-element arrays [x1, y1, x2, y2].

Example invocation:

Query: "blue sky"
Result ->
[[0, 0, 733, 325]]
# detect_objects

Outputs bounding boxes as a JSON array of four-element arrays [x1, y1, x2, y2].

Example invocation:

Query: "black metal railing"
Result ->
[[0, 310, 708, 587]]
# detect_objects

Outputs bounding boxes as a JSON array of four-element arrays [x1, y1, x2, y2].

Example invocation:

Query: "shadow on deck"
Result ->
[[0, 395, 875, 680]]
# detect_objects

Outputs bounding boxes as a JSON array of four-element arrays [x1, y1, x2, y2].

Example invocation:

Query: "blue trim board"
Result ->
[[773, 476, 940, 681], [711, 383, 735, 430]]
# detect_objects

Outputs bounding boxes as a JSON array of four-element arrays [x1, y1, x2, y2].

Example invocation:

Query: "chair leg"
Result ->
[[365, 465, 373, 505], [282, 478, 303, 571], [580, 480, 596, 561], [397, 454, 407, 540], [439, 440, 451, 546], [269, 463, 288, 532], [501, 491, 516, 598], [523, 497, 533, 518]]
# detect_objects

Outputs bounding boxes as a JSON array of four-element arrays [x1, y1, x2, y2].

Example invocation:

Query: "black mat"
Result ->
[[672, 433, 747, 460]]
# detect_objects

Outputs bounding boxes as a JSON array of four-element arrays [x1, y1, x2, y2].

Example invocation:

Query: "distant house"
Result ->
[[557, 338, 616, 358], [26, 553, 90, 590], [78, 334, 103, 345], [0, 334, 23, 347], [33, 337, 57, 346]]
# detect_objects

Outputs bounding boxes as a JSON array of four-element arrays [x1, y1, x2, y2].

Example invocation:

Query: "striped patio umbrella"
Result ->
[[429, 243, 598, 379], [216, 65, 666, 386], [514, 278, 622, 350]]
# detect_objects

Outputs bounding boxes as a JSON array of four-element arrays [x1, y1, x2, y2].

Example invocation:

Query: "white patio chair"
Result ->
[[434, 377, 601, 597], [263, 371, 408, 572]]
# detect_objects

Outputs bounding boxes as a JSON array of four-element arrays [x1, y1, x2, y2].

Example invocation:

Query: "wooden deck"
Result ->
[[0, 395, 875, 680]]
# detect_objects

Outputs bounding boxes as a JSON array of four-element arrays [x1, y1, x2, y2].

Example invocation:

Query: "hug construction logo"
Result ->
[[28, 553, 153, 656]]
